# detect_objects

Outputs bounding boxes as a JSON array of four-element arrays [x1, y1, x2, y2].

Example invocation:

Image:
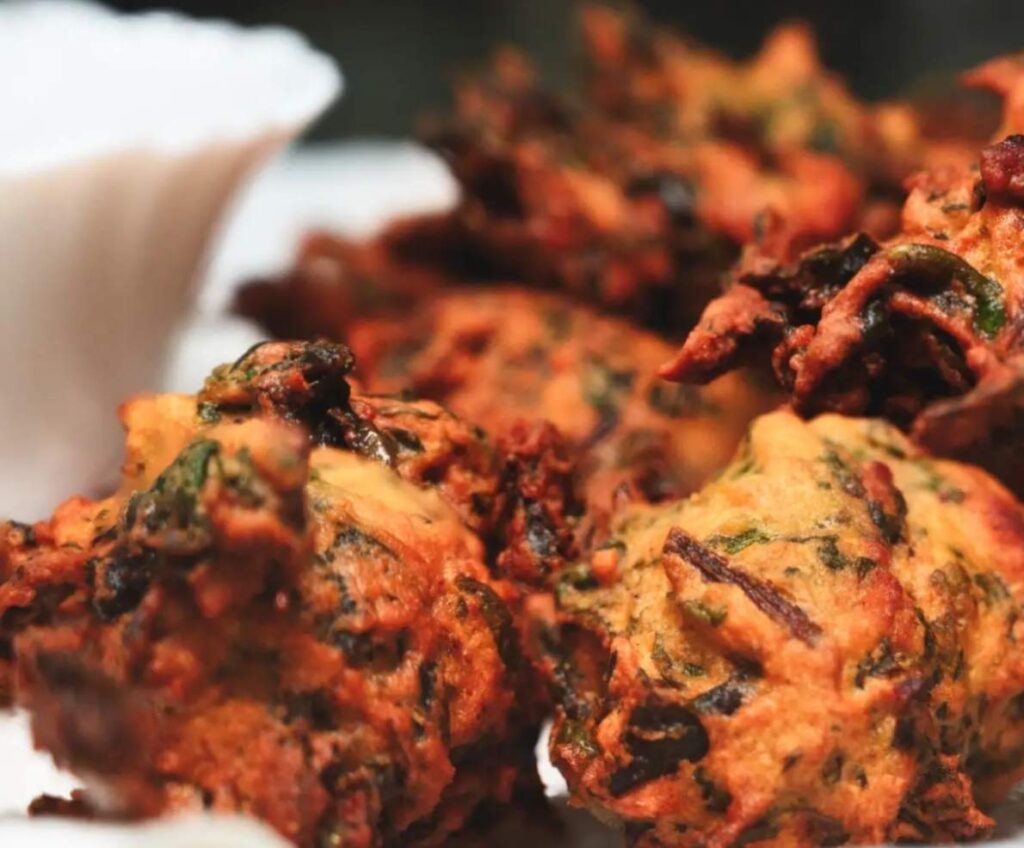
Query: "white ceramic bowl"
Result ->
[[0, 0, 340, 520]]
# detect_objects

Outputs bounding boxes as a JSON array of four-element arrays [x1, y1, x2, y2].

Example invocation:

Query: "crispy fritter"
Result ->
[[542, 409, 1024, 847], [347, 287, 776, 514], [423, 7, 935, 318], [662, 65, 1024, 493], [1, 341, 576, 847], [580, 6, 922, 191]]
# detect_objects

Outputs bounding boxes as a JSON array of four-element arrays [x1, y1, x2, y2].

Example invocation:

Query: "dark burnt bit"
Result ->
[[418, 661, 438, 711], [90, 525, 118, 546], [867, 499, 904, 545], [747, 232, 878, 315], [493, 421, 581, 588], [387, 427, 424, 455], [91, 548, 156, 621], [821, 749, 845, 785], [198, 342, 433, 474], [198, 341, 392, 458], [333, 629, 409, 672], [6, 521, 38, 549], [854, 637, 903, 688], [199, 341, 354, 424], [335, 409, 400, 467], [542, 623, 610, 724], [892, 716, 917, 751], [663, 528, 823, 646], [973, 571, 1011, 606], [814, 536, 849, 572], [455, 574, 520, 670], [972, 178, 988, 212], [609, 701, 709, 797], [90, 440, 224, 620], [691, 676, 752, 716], [860, 461, 908, 545], [859, 296, 891, 349], [980, 135, 1024, 202], [281, 689, 336, 730], [830, 233, 880, 282], [693, 766, 732, 812], [329, 524, 396, 561], [895, 806, 935, 843], [28, 790, 98, 821]]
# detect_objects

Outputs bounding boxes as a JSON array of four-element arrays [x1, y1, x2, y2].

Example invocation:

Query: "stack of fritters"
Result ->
[[239, 5, 950, 339], [6, 5, 1024, 848]]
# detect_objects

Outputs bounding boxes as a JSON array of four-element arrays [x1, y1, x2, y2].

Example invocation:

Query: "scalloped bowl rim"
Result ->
[[0, 0, 342, 177]]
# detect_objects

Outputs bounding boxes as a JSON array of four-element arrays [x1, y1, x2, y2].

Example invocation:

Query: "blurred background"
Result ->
[[108, 0, 1024, 139]]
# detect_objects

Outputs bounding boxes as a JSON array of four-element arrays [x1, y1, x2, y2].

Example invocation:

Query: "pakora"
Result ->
[[580, 5, 923, 192], [348, 287, 775, 515], [7, 9, 1024, 848], [662, 61, 1024, 493], [1, 342, 575, 847], [544, 410, 1024, 846]]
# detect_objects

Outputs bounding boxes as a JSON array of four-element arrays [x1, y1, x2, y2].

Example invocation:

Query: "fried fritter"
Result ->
[[1, 341, 575, 847], [543, 409, 1024, 847], [426, 6, 939, 321], [347, 287, 776, 515], [662, 64, 1024, 494], [581, 6, 922, 192]]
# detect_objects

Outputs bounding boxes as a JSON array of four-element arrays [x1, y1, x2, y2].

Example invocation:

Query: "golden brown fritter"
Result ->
[[418, 49, 738, 333], [425, 6, 936, 312], [1, 341, 576, 847], [661, 62, 1024, 493], [541, 410, 1024, 847], [347, 287, 776, 515]]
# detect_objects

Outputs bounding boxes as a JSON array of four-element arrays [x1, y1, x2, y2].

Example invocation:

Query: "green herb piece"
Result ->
[[706, 528, 773, 555], [681, 599, 727, 627], [886, 243, 1006, 338]]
